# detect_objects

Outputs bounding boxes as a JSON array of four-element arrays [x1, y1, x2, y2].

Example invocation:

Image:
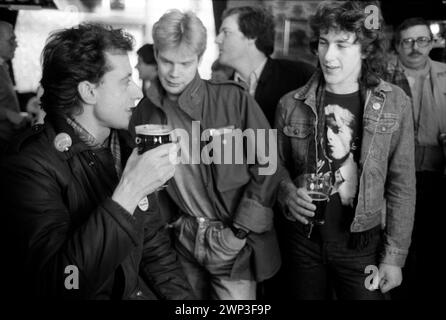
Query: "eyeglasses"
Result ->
[[400, 37, 432, 49]]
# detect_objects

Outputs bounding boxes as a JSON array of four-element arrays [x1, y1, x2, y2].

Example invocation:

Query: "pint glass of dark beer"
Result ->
[[135, 124, 173, 155], [303, 173, 332, 225], [135, 124, 174, 189]]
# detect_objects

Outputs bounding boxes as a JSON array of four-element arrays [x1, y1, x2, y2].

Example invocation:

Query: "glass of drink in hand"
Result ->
[[303, 172, 332, 226], [135, 124, 174, 188], [135, 124, 173, 155]]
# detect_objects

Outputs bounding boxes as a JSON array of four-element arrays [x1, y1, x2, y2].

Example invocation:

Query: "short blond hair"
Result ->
[[152, 9, 207, 58]]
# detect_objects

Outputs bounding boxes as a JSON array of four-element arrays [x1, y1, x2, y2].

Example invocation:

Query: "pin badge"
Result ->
[[54, 133, 72, 152], [138, 196, 149, 211]]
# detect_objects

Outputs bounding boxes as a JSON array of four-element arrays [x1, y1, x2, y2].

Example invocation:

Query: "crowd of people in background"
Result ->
[[0, 0, 445, 300]]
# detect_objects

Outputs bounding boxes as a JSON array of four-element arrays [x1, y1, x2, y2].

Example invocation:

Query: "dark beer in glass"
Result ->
[[303, 173, 332, 225], [135, 124, 172, 155]]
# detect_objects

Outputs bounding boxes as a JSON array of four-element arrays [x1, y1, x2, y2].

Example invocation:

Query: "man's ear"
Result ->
[[77, 81, 97, 105]]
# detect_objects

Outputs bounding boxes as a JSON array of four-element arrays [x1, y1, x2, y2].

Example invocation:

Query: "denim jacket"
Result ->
[[275, 71, 416, 267]]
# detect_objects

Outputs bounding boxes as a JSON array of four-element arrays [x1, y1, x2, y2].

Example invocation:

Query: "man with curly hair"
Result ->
[[0, 23, 193, 300], [275, 1, 416, 299]]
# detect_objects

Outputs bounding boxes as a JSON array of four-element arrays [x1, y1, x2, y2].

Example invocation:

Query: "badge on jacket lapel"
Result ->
[[54, 133, 72, 152], [138, 196, 149, 211]]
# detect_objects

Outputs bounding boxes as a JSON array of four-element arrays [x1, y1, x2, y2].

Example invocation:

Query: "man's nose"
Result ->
[[130, 80, 143, 99], [170, 64, 180, 77], [324, 44, 337, 62], [215, 32, 223, 45]]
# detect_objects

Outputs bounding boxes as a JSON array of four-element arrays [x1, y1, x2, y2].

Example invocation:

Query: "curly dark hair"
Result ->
[[222, 6, 275, 57], [309, 1, 387, 88], [40, 23, 134, 118]]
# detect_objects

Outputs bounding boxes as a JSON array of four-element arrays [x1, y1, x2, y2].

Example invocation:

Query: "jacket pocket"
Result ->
[[364, 113, 399, 161], [206, 126, 252, 193], [283, 122, 313, 138], [282, 122, 313, 169]]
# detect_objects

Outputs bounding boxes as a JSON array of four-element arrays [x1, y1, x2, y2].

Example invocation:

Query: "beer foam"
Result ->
[[307, 191, 329, 201], [135, 124, 171, 135]]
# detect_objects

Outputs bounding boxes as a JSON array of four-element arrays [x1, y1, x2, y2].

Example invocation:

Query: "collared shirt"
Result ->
[[401, 61, 430, 125], [234, 57, 267, 96], [384, 57, 445, 172], [400, 60, 444, 172], [162, 97, 216, 220], [66, 117, 122, 177]]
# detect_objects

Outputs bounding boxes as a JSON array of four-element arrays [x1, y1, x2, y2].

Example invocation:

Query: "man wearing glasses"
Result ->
[[385, 17, 446, 299]]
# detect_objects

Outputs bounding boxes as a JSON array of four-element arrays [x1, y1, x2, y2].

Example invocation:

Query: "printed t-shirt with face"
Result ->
[[316, 90, 363, 241]]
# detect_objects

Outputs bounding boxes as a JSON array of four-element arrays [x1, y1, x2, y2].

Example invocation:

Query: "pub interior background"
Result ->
[[1, 0, 445, 113]]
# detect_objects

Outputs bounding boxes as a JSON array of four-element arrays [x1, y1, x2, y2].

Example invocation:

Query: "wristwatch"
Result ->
[[230, 224, 250, 239]]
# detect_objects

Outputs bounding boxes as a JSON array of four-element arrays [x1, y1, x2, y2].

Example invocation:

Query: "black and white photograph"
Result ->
[[0, 0, 445, 314]]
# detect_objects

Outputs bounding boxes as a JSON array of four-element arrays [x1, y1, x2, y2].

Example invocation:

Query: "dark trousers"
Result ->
[[276, 216, 385, 300]]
